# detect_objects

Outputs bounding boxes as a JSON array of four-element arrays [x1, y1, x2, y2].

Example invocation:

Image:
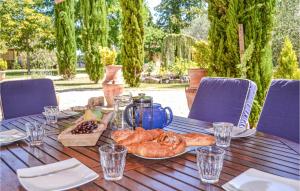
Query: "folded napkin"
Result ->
[[222, 168, 300, 191], [0, 129, 26, 143], [17, 158, 98, 191]]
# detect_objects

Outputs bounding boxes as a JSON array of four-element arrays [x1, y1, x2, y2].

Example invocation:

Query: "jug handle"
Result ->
[[124, 104, 134, 127], [163, 107, 173, 127]]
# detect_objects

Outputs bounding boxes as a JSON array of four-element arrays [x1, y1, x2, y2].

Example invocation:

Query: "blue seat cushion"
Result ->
[[189, 77, 257, 128], [257, 80, 299, 143], [0, 79, 58, 119]]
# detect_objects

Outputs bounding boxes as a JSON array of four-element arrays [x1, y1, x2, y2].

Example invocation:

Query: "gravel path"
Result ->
[[58, 89, 189, 117]]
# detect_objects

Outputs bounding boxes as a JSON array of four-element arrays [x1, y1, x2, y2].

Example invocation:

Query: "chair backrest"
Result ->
[[188, 77, 257, 128], [257, 80, 299, 143], [0, 79, 57, 119]]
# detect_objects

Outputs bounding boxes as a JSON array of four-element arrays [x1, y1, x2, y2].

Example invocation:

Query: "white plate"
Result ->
[[17, 158, 99, 191], [0, 129, 28, 145], [222, 168, 300, 191], [132, 146, 198, 160], [42, 111, 79, 119], [205, 127, 256, 138]]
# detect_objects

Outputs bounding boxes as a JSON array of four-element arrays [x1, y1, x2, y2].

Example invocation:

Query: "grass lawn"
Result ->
[[5, 71, 187, 92]]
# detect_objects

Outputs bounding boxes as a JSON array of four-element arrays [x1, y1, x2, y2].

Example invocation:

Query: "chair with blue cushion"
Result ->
[[0, 79, 58, 119], [257, 80, 299, 143], [189, 77, 257, 128]]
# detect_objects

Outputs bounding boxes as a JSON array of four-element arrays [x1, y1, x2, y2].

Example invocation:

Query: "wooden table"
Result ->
[[1, 114, 299, 191]]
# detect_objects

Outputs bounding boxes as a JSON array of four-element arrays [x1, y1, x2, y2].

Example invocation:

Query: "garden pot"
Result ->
[[188, 68, 207, 89], [0, 71, 6, 81], [102, 83, 124, 107], [185, 87, 198, 110], [104, 65, 123, 83]]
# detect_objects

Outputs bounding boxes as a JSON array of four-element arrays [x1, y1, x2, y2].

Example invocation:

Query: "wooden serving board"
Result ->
[[58, 112, 113, 147]]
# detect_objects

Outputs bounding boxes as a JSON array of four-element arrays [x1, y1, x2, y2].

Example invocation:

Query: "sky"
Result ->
[[146, 0, 161, 17]]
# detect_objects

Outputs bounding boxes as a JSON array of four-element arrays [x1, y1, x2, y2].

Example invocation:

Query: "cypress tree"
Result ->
[[208, 0, 275, 125], [243, 0, 275, 124], [120, 0, 144, 87], [208, 0, 241, 77], [54, 0, 77, 79], [81, 0, 108, 83]]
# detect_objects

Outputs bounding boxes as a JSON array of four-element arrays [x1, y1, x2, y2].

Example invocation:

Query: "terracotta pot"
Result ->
[[104, 65, 122, 83], [0, 71, 6, 81], [185, 87, 198, 110], [188, 68, 207, 89], [103, 83, 124, 107]]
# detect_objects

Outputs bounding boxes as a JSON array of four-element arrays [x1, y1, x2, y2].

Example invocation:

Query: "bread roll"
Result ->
[[127, 131, 186, 158], [180, 133, 215, 146], [111, 129, 134, 143], [119, 128, 163, 146]]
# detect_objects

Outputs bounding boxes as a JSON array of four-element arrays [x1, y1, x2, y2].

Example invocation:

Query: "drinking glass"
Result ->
[[26, 122, 45, 146], [213, 122, 234, 147], [196, 146, 225, 183], [111, 94, 132, 130], [99, 144, 127, 181], [44, 106, 59, 124]]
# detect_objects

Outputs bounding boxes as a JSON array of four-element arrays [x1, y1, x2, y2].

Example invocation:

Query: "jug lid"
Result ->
[[132, 93, 152, 103]]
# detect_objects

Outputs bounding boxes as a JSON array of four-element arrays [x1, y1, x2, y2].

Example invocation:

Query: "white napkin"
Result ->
[[17, 158, 98, 191], [0, 129, 26, 143], [222, 168, 300, 191]]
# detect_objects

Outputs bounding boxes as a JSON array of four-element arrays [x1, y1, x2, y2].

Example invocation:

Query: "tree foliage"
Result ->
[[208, 0, 241, 77], [144, 26, 166, 63], [106, 0, 122, 48], [168, 58, 197, 77], [120, 0, 144, 87], [155, 0, 204, 33], [54, 0, 77, 79], [192, 40, 210, 69], [162, 34, 196, 67], [81, 0, 108, 83], [183, 13, 210, 40], [34, 0, 55, 16], [0, 58, 8, 71], [272, 0, 300, 63], [0, 0, 54, 72], [274, 37, 300, 79], [208, 0, 275, 126], [243, 0, 275, 125]]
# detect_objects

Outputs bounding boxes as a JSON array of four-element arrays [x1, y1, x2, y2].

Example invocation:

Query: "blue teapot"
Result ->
[[124, 94, 173, 130], [141, 103, 173, 129]]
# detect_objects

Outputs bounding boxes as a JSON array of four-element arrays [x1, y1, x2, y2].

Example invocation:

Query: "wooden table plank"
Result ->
[[125, 170, 178, 191], [135, 166, 201, 191], [0, 159, 26, 191]]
